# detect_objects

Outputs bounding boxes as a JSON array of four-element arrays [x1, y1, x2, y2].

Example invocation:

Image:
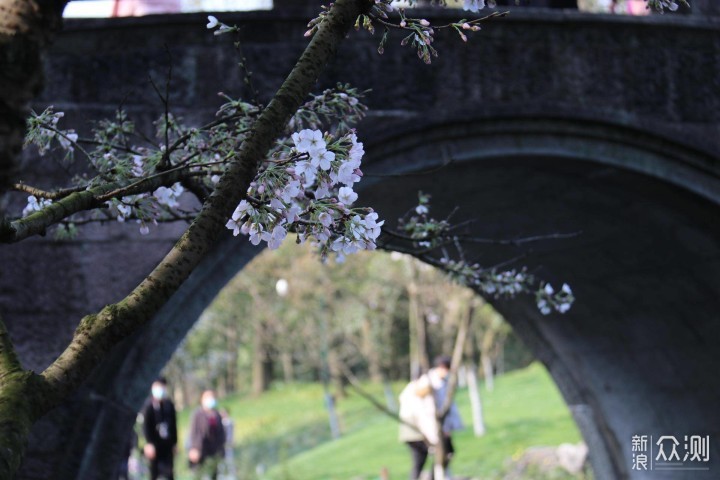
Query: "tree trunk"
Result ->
[[225, 320, 239, 394], [280, 350, 295, 383], [0, 0, 67, 197], [481, 351, 494, 392], [408, 279, 429, 379], [362, 318, 383, 383], [465, 362, 486, 436], [252, 321, 267, 395], [328, 348, 346, 398]]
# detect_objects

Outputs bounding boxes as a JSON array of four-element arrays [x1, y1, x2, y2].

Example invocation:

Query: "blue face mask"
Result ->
[[202, 397, 217, 410], [152, 386, 166, 400]]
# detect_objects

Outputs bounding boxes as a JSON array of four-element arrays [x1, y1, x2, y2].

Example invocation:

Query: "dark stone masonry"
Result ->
[[1, 3, 719, 478]]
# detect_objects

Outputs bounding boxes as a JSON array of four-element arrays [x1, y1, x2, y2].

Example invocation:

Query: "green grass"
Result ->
[[173, 363, 582, 480]]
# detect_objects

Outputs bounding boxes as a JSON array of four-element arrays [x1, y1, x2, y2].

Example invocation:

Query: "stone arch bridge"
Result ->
[[1, 3, 719, 479]]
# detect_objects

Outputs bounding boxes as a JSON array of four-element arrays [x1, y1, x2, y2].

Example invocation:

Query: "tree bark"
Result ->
[[433, 300, 473, 480], [0, 0, 67, 198], [465, 362, 485, 436], [280, 350, 294, 383], [0, 1, 373, 476], [251, 319, 270, 396]]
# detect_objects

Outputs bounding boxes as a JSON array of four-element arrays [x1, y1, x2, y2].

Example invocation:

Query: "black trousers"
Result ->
[[150, 453, 174, 480], [406, 437, 455, 480], [407, 441, 428, 480]]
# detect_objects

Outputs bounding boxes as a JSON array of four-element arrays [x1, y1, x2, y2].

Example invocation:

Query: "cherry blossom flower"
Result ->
[[292, 129, 326, 156], [338, 186, 358, 205], [207, 16, 219, 29], [131, 156, 144, 177], [22, 195, 52, 217], [116, 203, 132, 222], [262, 225, 287, 250], [311, 149, 335, 171], [363, 211, 384, 240], [463, 0, 485, 13], [57, 132, 78, 151], [153, 183, 184, 208]]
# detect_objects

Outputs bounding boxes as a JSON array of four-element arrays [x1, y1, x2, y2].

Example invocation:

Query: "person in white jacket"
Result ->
[[398, 356, 464, 479]]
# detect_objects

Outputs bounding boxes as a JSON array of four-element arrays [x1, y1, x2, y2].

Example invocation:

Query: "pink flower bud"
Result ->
[[419, 19, 430, 26]]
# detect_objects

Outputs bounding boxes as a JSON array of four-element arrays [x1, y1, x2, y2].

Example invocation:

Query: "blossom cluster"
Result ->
[[536, 282, 574, 315], [401, 194, 574, 315], [225, 129, 384, 259], [463, 0, 487, 12], [106, 182, 185, 234], [206, 16, 236, 36], [22, 195, 53, 217], [439, 255, 575, 315], [25, 107, 78, 157]]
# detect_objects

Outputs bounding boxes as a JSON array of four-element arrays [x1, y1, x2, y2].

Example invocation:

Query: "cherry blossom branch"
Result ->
[[1, 166, 202, 243], [39, 0, 373, 407], [94, 161, 225, 203]]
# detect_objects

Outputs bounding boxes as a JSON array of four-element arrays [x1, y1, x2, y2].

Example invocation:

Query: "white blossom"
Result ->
[[463, 0, 485, 12], [318, 211, 334, 228], [131, 156, 144, 177], [311, 149, 335, 171], [207, 16, 219, 29], [22, 195, 52, 217], [363, 211, 384, 240], [153, 183, 184, 208], [116, 203, 132, 222], [292, 129, 326, 157], [338, 186, 358, 205], [57, 132, 78, 151], [262, 225, 287, 250]]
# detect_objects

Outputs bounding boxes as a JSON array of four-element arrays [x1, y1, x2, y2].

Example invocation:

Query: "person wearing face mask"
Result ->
[[406, 355, 464, 479], [141, 377, 178, 480], [188, 390, 226, 480]]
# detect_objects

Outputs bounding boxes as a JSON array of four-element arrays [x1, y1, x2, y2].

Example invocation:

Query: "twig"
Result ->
[[12, 183, 88, 200], [339, 364, 430, 444]]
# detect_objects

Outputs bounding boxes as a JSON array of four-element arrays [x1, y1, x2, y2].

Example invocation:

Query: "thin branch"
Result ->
[[340, 363, 430, 444], [437, 301, 473, 420], [11, 183, 88, 200], [76, 137, 142, 156], [379, 227, 581, 248], [95, 161, 223, 203], [38, 122, 93, 160]]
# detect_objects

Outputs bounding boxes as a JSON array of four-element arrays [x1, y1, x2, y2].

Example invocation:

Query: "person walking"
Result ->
[[188, 390, 226, 480], [399, 355, 464, 480], [142, 377, 178, 480]]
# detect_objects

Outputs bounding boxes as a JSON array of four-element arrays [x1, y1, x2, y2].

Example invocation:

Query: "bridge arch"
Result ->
[[60, 114, 720, 479], [5, 7, 719, 479], [359, 115, 720, 479]]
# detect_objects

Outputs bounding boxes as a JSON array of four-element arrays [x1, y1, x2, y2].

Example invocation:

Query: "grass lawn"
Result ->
[[171, 363, 582, 480]]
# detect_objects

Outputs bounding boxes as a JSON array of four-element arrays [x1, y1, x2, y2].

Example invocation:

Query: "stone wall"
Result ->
[[2, 6, 719, 479]]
